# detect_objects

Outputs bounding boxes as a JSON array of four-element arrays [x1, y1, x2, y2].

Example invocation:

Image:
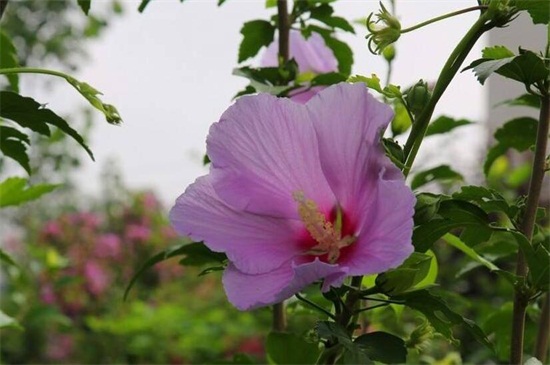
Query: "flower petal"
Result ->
[[169, 175, 303, 274], [308, 83, 395, 211], [342, 166, 415, 275], [207, 93, 335, 218], [261, 30, 338, 74], [223, 258, 348, 310]]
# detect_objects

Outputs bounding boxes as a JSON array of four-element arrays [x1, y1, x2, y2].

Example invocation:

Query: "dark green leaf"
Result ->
[[382, 138, 405, 169], [0, 92, 95, 160], [393, 289, 493, 349], [266, 332, 321, 364], [498, 93, 541, 109], [310, 72, 347, 86], [425, 116, 473, 136], [512, 231, 550, 290], [0, 29, 19, 92], [77, 0, 91, 14], [411, 165, 463, 190], [0, 247, 18, 268], [0, 177, 60, 208], [310, 6, 355, 33], [514, 0, 550, 24], [138, 0, 152, 12], [414, 193, 443, 225], [376, 252, 433, 295], [218, 0, 229, 5], [316, 321, 370, 364], [354, 332, 407, 363], [177, 242, 227, 266], [484, 117, 538, 175], [0, 126, 31, 174], [238, 20, 276, 63]]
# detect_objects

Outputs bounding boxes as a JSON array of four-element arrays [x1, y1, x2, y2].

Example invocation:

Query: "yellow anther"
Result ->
[[293, 191, 356, 263]]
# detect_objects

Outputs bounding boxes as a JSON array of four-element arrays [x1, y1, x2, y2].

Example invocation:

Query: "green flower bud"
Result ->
[[366, 3, 402, 54], [405, 80, 431, 117], [406, 321, 434, 351], [382, 44, 396, 62]]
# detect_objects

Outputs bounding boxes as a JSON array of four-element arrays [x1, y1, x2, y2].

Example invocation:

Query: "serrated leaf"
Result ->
[[0, 177, 60, 208], [411, 165, 463, 190], [0, 126, 31, 174], [316, 321, 370, 363], [0, 310, 22, 330], [77, 0, 91, 14], [266, 332, 321, 364], [238, 20, 275, 63], [484, 117, 538, 175], [0, 92, 94, 160], [442, 233, 500, 272], [425, 116, 473, 136], [354, 332, 407, 363], [65, 78, 122, 124], [482, 45, 515, 59], [348, 74, 401, 98], [0, 29, 19, 92], [515, 0, 550, 24], [393, 289, 493, 350]]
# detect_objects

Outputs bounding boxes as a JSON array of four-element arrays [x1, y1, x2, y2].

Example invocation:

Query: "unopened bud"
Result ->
[[405, 80, 430, 117], [382, 44, 396, 62]]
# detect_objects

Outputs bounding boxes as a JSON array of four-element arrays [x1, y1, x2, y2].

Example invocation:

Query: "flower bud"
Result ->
[[382, 44, 396, 62], [405, 80, 431, 117], [366, 3, 402, 54]]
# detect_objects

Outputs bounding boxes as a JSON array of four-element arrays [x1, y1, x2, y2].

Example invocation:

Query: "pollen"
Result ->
[[292, 191, 356, 264]]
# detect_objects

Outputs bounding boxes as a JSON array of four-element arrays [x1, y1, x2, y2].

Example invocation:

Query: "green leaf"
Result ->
[[348, 74, 401, 98], [310, 72, 347, 86], [316, 321, 370, 364], [177, 242, 227, 266], [442, 233, 500, 272], [0, 92, 95, 160], [512, 231, 550, 290], [482, 45, 515, 59], [0, 126, 31, 174], [218, 0, 229, 5], [238, 20, 276, 63], [77, 0, 91, 14], [124, 242, 225, 299], [232, 66, 291, 95], [382, 138, 405, 169], [484, 117, 538, 175], [266, 332, 321, 364], [411, 165, 464, 190], [498, 93, 541, 109], [376, 252, 434, 295], [413, 193, 443, 225], [393, 289, 493, 349], [425, 116, 473, 136], [452, 185, 514, 216], [391, 100, 412, 136], [0, 310, 22, 330], [265, 0, 277, 8], [0, 248, 18, 268], [465, 50, 549, 87], [413, 199, 490, 252], [354, 332, 407, 363], [310, 5, 355, 33], [0, 29, 19, 92], [514, 0, 550, 24], [0, 177, 60, 208]]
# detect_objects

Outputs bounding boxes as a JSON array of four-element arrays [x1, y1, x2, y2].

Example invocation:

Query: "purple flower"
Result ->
[[94, 233, 122, 259], [261, 30, 338, 74], [125, 224, 152, 242], [170, 83, 415, 310], [261, 30, 339, 104], [84, 261, 110, 296]]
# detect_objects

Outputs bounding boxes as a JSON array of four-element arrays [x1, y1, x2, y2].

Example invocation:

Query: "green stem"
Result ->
[[400, 5, 488, 34], [0, 67, 75, 81], [295, 293, 336, 320], [511, 93, 550, 364], [534, 294, 550, 362], [402, 10, 494, 176]]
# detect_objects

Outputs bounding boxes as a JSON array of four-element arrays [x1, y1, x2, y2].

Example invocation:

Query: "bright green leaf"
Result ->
[[266, 332, 321, 364], [391, 101, 412, 136], [443, 233, 500, 272], [354, 332, 407, 363], [238, 20, 276, 63], [0, 29, 19, 92], [0, 310, 22, 330], [411, 165, 464, 190], [425, 116, 473, 136], [482, 45, 515, 59], [0, 177, 60, 208]]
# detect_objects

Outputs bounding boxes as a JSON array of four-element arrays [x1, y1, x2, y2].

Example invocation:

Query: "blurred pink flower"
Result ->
[[42, 221, 62, 239], [84, 261, 110, 296], [142, 191, 160, 210], [94, 233, 122, 258], [40, 283, 57, 304], [170, 84, 415, 310], [261, 30, 338, 74], [45, 333, 74, 361], [125, 224, 152, 242]]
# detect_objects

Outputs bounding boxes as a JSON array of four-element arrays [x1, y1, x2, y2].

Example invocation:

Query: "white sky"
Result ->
[[29, 0, 488, 207]]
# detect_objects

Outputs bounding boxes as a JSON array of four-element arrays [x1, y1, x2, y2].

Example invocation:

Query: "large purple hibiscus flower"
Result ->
[[170, 83, 415, 310]]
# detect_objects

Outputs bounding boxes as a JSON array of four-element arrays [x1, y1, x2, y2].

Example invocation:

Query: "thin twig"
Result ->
[[534, 294, 550, 362]]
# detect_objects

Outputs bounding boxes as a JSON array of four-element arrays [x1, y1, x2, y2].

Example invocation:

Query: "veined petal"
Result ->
[[342, 166, 415, 275], [307, 83, 394, 211], [208, 93, 335, 218], [223, 258, 348, 310], [169, 175, 303, 274]]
